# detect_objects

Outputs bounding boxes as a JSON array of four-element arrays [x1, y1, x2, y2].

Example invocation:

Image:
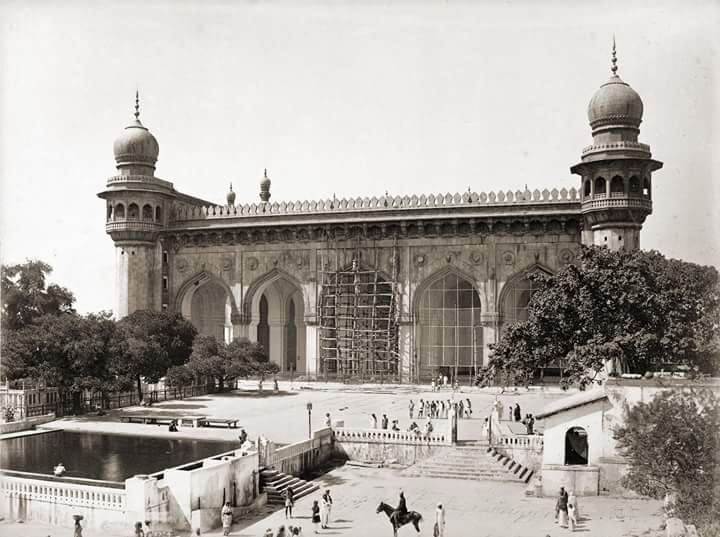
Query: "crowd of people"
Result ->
[[408, 397, 473, 420]]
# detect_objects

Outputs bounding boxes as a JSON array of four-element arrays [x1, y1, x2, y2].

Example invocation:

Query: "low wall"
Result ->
[[541, 464, 599, 497], [333, 427, 451, 465], [261, 427, 335, 477], [0, 413, 56, 435], [128, 449, 261, 531], [493, 434, 544, 472], [0, 471, 128, 531]]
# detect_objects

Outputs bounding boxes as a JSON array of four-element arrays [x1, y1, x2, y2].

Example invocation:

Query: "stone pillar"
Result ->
[[268, 321, 284, 372], [480, 313, 500, 367], [115, 243, 161, 317], [398, 319, 412, 383], [305, 322, 319, 379]]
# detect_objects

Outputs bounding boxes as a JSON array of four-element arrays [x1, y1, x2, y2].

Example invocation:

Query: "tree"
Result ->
[[1, 260, 75, 332], [1, 312, 124, 406], [479, 247, 720, 387], [113, 310, 197, 400], [165, 365, 196, 389], [614, 389, 720, 533], [184, 336, 276, 391]]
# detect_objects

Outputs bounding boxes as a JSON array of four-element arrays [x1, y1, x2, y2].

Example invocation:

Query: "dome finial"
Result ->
[[227, 182, 236, 206], [611, 34, 618, 75], [134, 89, 140, 120]]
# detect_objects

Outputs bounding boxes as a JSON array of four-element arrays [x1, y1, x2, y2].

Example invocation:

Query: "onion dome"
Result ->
[[260, 168, 271, 202], [587, 39, 643, 134], [227, 183, 236, 206], [113, 91, 159, 170]]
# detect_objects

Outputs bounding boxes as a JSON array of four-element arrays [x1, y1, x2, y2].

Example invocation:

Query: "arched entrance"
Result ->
[[499, 265, 553, 328], [565, 427, 589, 465], [177, 272, 238, 344], [415, 270, 482, 381], [247, 271, 306, 374]]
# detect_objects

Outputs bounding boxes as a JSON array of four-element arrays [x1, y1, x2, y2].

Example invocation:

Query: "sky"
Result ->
[[1, 0, 718, 315]]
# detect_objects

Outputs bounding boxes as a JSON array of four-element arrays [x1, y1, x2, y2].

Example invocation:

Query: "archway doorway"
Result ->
[[415, 271, 482, 381], [257, 294, 270, 358], [189, 280, 232, 342], [565, 427, 589, 465]]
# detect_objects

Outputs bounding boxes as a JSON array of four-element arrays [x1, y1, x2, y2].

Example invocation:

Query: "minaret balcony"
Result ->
[[105, 220, 163, 234], [581, 196, 652, 212]]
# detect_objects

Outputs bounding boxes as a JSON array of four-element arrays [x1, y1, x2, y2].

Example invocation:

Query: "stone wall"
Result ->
[[0, 413, 55, 435], [333, 427, 451, 465], [261, 427, 335, 477]]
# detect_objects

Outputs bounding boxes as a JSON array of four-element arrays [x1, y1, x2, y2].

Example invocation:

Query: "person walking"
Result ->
[[284, 486, 295, 519], [311, 499, 321, 533], [434, 503, 445, 537], [568, 490, 580, 519], [369, 413, 378, 429], [408, 399, 415, 419], [325, 489, 333, 524], [221, 502, 233, 536], [514, 403, 522, 422], [568, 496, 578, 531], [418, 399, 425, 419]]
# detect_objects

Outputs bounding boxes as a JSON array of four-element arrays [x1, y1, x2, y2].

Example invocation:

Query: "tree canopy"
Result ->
[[479, 247, 720, 387], [1, 260, 75, 331], [113, 310, 197, 398], [1, 311, 123, 393], [614, 389, 720, 533], [183, 336, 278, 391]]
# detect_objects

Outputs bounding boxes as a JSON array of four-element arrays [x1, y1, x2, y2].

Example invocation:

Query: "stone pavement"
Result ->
[[43, 381, 564, 445], [0, 464, 664, 537]]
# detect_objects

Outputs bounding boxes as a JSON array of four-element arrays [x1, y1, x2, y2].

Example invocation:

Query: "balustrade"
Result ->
[[0, 474, 126, 511]]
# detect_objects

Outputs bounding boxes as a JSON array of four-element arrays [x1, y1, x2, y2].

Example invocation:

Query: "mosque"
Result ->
[[98, 44, 662, 382]]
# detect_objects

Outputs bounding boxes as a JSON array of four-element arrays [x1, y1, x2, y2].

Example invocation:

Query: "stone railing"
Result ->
[[496, 433, 544, 451], [334, 427, 450, 446], [105, 220, 162, 232], [260, 427, 335, 475], [106, 174, 174, 190], [581, 197, 652, 210], [172, 186, 580, 222], [581, 141, 651, 156], [0, 472, 126, 511]]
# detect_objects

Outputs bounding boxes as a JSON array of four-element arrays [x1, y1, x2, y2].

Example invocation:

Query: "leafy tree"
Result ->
[[479, 247, 720, 387], [184, 336, 276, 391], [1, 260, 75, 331], [165, 365, 196, 389], [1, 312, 124, 406], [113, 310, 197, 400], [614, 389, 720, 533]]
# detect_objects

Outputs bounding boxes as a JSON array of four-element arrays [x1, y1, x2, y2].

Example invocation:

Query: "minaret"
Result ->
[[98, 92, 169, 317], [571, 39, 663, 251]]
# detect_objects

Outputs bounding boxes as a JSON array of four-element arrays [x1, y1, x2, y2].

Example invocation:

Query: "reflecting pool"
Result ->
[[0, 430, 239, 482]]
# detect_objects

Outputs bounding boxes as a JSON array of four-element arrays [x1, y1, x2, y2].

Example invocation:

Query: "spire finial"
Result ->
[[611, 34, 618, 75], [229, 182, 233, 192], [134, 89, 140, 120], [264, 168, 268, 178]]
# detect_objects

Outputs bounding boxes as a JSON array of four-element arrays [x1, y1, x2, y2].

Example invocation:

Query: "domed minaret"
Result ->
[[98, 92, 170, 317], [571, 39, 663, 251]]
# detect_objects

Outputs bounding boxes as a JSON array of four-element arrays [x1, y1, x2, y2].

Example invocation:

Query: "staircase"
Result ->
[[260, 468, 320, 506], [402, 443, 534, 483]]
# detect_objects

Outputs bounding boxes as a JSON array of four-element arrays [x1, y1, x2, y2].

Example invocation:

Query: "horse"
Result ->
[[376, 501, 422, 536]]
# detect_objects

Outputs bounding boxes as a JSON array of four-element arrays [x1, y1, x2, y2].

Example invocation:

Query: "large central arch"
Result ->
[[413, 267, 482, 381]]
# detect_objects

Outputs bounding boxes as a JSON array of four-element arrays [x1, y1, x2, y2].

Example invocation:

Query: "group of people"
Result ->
[[409, 398, 473, 420], [407, 417, 434, 437], [555, 487, 580, 531], [368, 413, 401, 431], [430, 374, 453, 391]]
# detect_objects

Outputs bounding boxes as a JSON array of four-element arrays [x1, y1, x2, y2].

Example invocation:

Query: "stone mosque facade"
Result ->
[[99, 48, 662, 382]]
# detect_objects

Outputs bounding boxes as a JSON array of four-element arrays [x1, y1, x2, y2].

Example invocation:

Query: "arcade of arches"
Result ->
[[181, 267, 544, 381]]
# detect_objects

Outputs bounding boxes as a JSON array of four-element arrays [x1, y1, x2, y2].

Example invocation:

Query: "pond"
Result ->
[[0, 430, 239, 482]]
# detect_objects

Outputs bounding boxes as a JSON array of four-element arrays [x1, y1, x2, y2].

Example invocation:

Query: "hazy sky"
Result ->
[[1, 0, 718, 315]]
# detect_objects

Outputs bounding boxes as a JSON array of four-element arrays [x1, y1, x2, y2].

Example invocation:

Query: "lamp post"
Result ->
[[306, 402, 313, 438]]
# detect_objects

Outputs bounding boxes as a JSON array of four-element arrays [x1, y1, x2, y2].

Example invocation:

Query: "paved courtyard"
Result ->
[[43, 381, 567, 445], [0, 464, 663, 537]]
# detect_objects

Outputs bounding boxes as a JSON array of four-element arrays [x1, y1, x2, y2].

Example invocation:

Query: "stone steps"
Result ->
[[260, 469, 320, 506], [401, 445, 533, 484]]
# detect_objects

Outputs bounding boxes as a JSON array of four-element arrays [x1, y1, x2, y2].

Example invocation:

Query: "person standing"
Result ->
[[325, 413, 332, 428], [369, 413, 378, 429], [555, 487, 569, 527], [465, 398, 472, 418], [434, 503, 445, 537], [221, 502, 233, 536], [325, 489, 333, 524], [481, 417, 489, 439], [381, 414, 389, 430], [494, 398, 504, 421], [311, 500, 321, 533], [458, 400, 464, 419], [284, 486, 295, 519], [320, 491, 331, 528], [514, 403, 522, 422], [408, 399, 415, 419], [568, 490, 579, 519], [418, 399, 425, 419]]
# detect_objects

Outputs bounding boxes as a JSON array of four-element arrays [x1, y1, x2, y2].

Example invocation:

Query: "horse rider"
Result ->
[[391, 491, 408, 525]]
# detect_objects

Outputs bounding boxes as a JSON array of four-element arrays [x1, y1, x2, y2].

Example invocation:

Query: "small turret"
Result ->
[[260, 168, 271, 203]]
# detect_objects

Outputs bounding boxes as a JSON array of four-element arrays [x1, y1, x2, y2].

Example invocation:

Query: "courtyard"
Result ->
[[1, 384, 665, 537]]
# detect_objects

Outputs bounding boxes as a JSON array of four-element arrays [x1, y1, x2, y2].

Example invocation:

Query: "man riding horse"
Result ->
[[392, 491, 409, 525]]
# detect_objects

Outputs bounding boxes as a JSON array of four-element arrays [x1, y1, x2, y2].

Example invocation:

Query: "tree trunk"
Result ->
[[136, 375, 143, 402]]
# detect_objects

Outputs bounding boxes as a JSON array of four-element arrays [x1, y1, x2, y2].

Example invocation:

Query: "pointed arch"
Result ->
[[175, 270, 240, 320], [497, 263, 554, 325], [412, 264, 480, 315], [242, 268, 304, 321]]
